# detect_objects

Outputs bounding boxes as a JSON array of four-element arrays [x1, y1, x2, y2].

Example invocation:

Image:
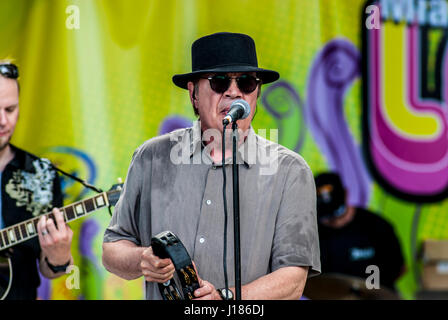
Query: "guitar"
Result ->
[[0, 183, 123, 299]]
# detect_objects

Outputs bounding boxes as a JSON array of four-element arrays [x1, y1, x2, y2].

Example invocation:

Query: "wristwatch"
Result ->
[[45, 256, 71, 273], [217, 288, 234, 300]]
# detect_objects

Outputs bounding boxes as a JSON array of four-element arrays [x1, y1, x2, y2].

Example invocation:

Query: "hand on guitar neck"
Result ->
[[37, 208, 73, 278], [0, 182, 123, 299]]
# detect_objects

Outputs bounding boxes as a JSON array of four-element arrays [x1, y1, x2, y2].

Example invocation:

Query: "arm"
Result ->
[[239, 266, 308, 300], [376, 217, 406, 285], [39, 253, 74, 279], [37, 208, 74, 279], [102, 240, 145, 280], [102, 240, 175, 282], [102, 145, 150, 279], [194, 266, 309, 300]]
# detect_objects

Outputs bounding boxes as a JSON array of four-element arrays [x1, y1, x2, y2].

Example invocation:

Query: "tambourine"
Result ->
[[151, 230, 200, 300]]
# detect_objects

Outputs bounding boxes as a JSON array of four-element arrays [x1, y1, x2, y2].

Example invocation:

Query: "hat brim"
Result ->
[[172, 65, 279, 89]]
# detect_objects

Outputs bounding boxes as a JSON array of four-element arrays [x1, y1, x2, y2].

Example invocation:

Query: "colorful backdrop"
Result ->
[[1, 0, 447, 300]]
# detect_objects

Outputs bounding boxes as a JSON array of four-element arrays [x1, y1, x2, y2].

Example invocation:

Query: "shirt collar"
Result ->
[[6, 144, 36, 171], [188, 120, 255, 168]]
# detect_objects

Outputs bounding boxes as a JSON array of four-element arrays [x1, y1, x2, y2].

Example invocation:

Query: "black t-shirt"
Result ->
[[1, 145, 62, 300], [318, 208, 404, 289]]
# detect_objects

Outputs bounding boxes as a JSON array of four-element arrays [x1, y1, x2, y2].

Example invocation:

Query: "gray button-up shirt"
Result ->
[[104, 121, 321, 300]]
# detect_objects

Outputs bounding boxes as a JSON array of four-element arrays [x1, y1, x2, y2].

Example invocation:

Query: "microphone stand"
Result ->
[[231, 121, 242, 300]]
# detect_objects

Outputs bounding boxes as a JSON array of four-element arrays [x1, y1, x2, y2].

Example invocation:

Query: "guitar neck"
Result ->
[[0, 192, 110, 251]]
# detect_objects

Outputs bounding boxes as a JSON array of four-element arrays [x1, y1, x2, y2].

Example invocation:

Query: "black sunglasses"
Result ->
[[201, 74, 261, 94], [0, 63, 19, 79]]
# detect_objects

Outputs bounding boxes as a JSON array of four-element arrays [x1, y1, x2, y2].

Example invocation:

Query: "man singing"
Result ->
[[102, 32, 320, 300]]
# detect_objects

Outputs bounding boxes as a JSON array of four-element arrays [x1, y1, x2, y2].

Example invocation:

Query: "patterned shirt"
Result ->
[[1, 145, 62, 300]]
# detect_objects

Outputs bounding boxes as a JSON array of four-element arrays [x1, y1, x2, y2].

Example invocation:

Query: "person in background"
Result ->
[[315, 171, 405, 290], [0, 61, 74, 300]]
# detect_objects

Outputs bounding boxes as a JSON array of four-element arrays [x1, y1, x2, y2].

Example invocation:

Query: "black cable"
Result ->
[[27, 151, 103, 194], [222, 124, 229, 296], [51, 165, 103, 194], [26, 150, 116, 216]]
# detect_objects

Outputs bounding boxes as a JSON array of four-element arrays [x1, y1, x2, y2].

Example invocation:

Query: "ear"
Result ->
[[187, 81, 196, 105]]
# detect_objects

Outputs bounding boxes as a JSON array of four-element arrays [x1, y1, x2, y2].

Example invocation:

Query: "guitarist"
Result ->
[[0, 61, 73, 300]]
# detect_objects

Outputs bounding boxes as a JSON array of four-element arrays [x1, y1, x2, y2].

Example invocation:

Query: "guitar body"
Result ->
[[0, 254, 12, 300]]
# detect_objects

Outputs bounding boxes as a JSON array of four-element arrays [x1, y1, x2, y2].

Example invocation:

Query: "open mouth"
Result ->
[[220, 108, 230, 116]]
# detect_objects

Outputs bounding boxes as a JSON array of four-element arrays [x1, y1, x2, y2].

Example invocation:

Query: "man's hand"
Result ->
[[192, 263, 221, 300], [37, 208, 73, 266], [140, 246, 175, 283]]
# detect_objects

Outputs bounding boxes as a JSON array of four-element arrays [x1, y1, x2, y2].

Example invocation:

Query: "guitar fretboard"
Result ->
[[0, 192, 111, 251]]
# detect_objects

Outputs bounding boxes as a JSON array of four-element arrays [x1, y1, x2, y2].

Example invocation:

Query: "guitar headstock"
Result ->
[[106, 178, 124, 206]]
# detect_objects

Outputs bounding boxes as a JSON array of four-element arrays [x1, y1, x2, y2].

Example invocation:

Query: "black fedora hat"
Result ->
[[172, 32, 280, 89]]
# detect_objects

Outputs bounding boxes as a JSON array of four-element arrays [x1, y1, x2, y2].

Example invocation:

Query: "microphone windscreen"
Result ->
[[230, 99, 251, 119]]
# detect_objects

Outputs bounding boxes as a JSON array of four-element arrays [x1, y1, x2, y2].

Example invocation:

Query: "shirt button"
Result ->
[[199, 237, 205, 244], [206, 199, 212, 205]]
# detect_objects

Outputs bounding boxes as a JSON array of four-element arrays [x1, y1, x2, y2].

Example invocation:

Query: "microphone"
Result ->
[[222, 99, 251, 126]]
